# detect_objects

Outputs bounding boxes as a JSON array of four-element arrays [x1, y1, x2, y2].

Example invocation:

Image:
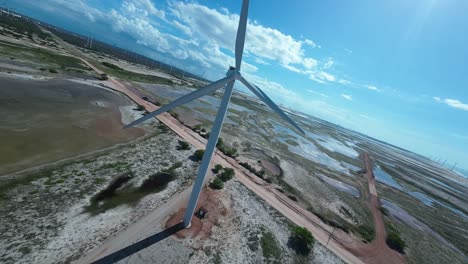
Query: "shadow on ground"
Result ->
[[91, 222, 185, 264]]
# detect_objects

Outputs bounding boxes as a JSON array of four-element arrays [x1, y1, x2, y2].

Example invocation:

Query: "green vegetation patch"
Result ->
[[176, 140, 191, 151], [193, 149, 205, 161], [98, 61, 173, 85], [95, 161, 130, 172], [285, 139, 299, 146], [0, 15, 53, 40], [0, 42, 89, 70], [216, 138, 238, 158], [386, 231, 406, 254], [0, 169, 53, 202], [260, 230, 282, 263], [85, 162, 182, 214], [209, 177, 224, 190], [354, 224, 375, 242], [288, 225, 315, 256]]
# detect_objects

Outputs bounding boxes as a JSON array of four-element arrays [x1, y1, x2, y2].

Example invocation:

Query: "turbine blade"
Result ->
[[235, 0, 249, 71], [124, 76, 233, 128], [239, 76, 305, 135]]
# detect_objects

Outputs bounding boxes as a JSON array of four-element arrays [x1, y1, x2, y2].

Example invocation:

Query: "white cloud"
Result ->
[[323, 57, 333, 69], [364, 84, 382, 92], [434, 97, 468, 111], [171, 2, 319, 73], [254, 57, 269, 65], [338, 79, 352, 85], [309, 71, 336, 83], [172, 20, 192, 36], [306, 90, 328, 98], [341, 94, 353, 101], [302, 39, 317, 48]]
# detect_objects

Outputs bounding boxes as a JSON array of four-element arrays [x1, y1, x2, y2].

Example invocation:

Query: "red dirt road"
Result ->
[[344, 153, 404, 264]]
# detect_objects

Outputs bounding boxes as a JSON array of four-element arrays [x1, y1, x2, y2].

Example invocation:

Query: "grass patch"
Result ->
[[354, 224, 375, 242], [285, 139, 299, 146], [209, 177, 224, 190], [95, 161, 130, 172], [85, 162, 181, 214], [0, 169, 53, 201], [0, 42, 88, 70], [386, 231, 406, 254], [176, 140, 191, 150], [288, 225, 315, 256], [98, 61, 173, 85], [94, 177, 106, 185], [18, 246, 31, 255], [261, 230, 282, 263]]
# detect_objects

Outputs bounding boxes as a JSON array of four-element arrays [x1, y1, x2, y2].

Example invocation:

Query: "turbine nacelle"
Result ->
[[226, 66, 238, 78]]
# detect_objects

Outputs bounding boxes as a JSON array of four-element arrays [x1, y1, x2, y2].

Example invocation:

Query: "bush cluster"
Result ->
[[289, 226, 315, 256], [193, 149, 205, 161], [209, 165, 235, 190], [386, 231, 406, 253], [239, 162, 265, 178], [176, 140, 191, 150], [216, 138, 238, 158]]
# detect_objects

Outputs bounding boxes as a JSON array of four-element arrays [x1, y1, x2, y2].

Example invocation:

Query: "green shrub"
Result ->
[[378, 206, 389, 216], [135, 104, 145, 111], [169, 111, 179, 119], [102, 61, 123, 70], [289, 226, 315, 256], [386, 231, 406, 253], [355, 224, 375, 242], [48, 68, 58, 73], [261, 231, 282, 263], [176, 140, 191, 150], [210, 177, 224, 190], [219, 168, 234, 182], [212, 164, 223, 173], [193, 149, 205, 161]]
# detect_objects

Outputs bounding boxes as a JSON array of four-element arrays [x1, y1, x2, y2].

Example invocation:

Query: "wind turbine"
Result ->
[[125, 0, 305, 228]]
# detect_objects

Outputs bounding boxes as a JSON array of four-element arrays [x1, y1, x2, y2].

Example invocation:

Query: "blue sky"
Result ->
[[6, 0, 468, 171]]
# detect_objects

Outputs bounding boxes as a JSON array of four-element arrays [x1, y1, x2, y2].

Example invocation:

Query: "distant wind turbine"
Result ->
[[125, 0, 305, 228]]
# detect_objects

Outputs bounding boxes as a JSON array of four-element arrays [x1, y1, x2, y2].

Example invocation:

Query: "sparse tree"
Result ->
[[212, 164, 223, 173], [289, 226, 315, 255], [219, 168, 234, 182], [176, 140, 191, 150], [210, 177, 224, 190], [193, 149, 205, 161], [386, 232, 406, 253]]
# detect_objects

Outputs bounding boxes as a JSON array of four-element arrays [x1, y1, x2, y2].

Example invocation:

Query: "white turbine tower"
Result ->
[[125, 0, 305, 228]]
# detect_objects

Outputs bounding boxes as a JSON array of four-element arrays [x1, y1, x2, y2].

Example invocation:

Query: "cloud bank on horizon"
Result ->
[[8, 0, 468, 170]]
